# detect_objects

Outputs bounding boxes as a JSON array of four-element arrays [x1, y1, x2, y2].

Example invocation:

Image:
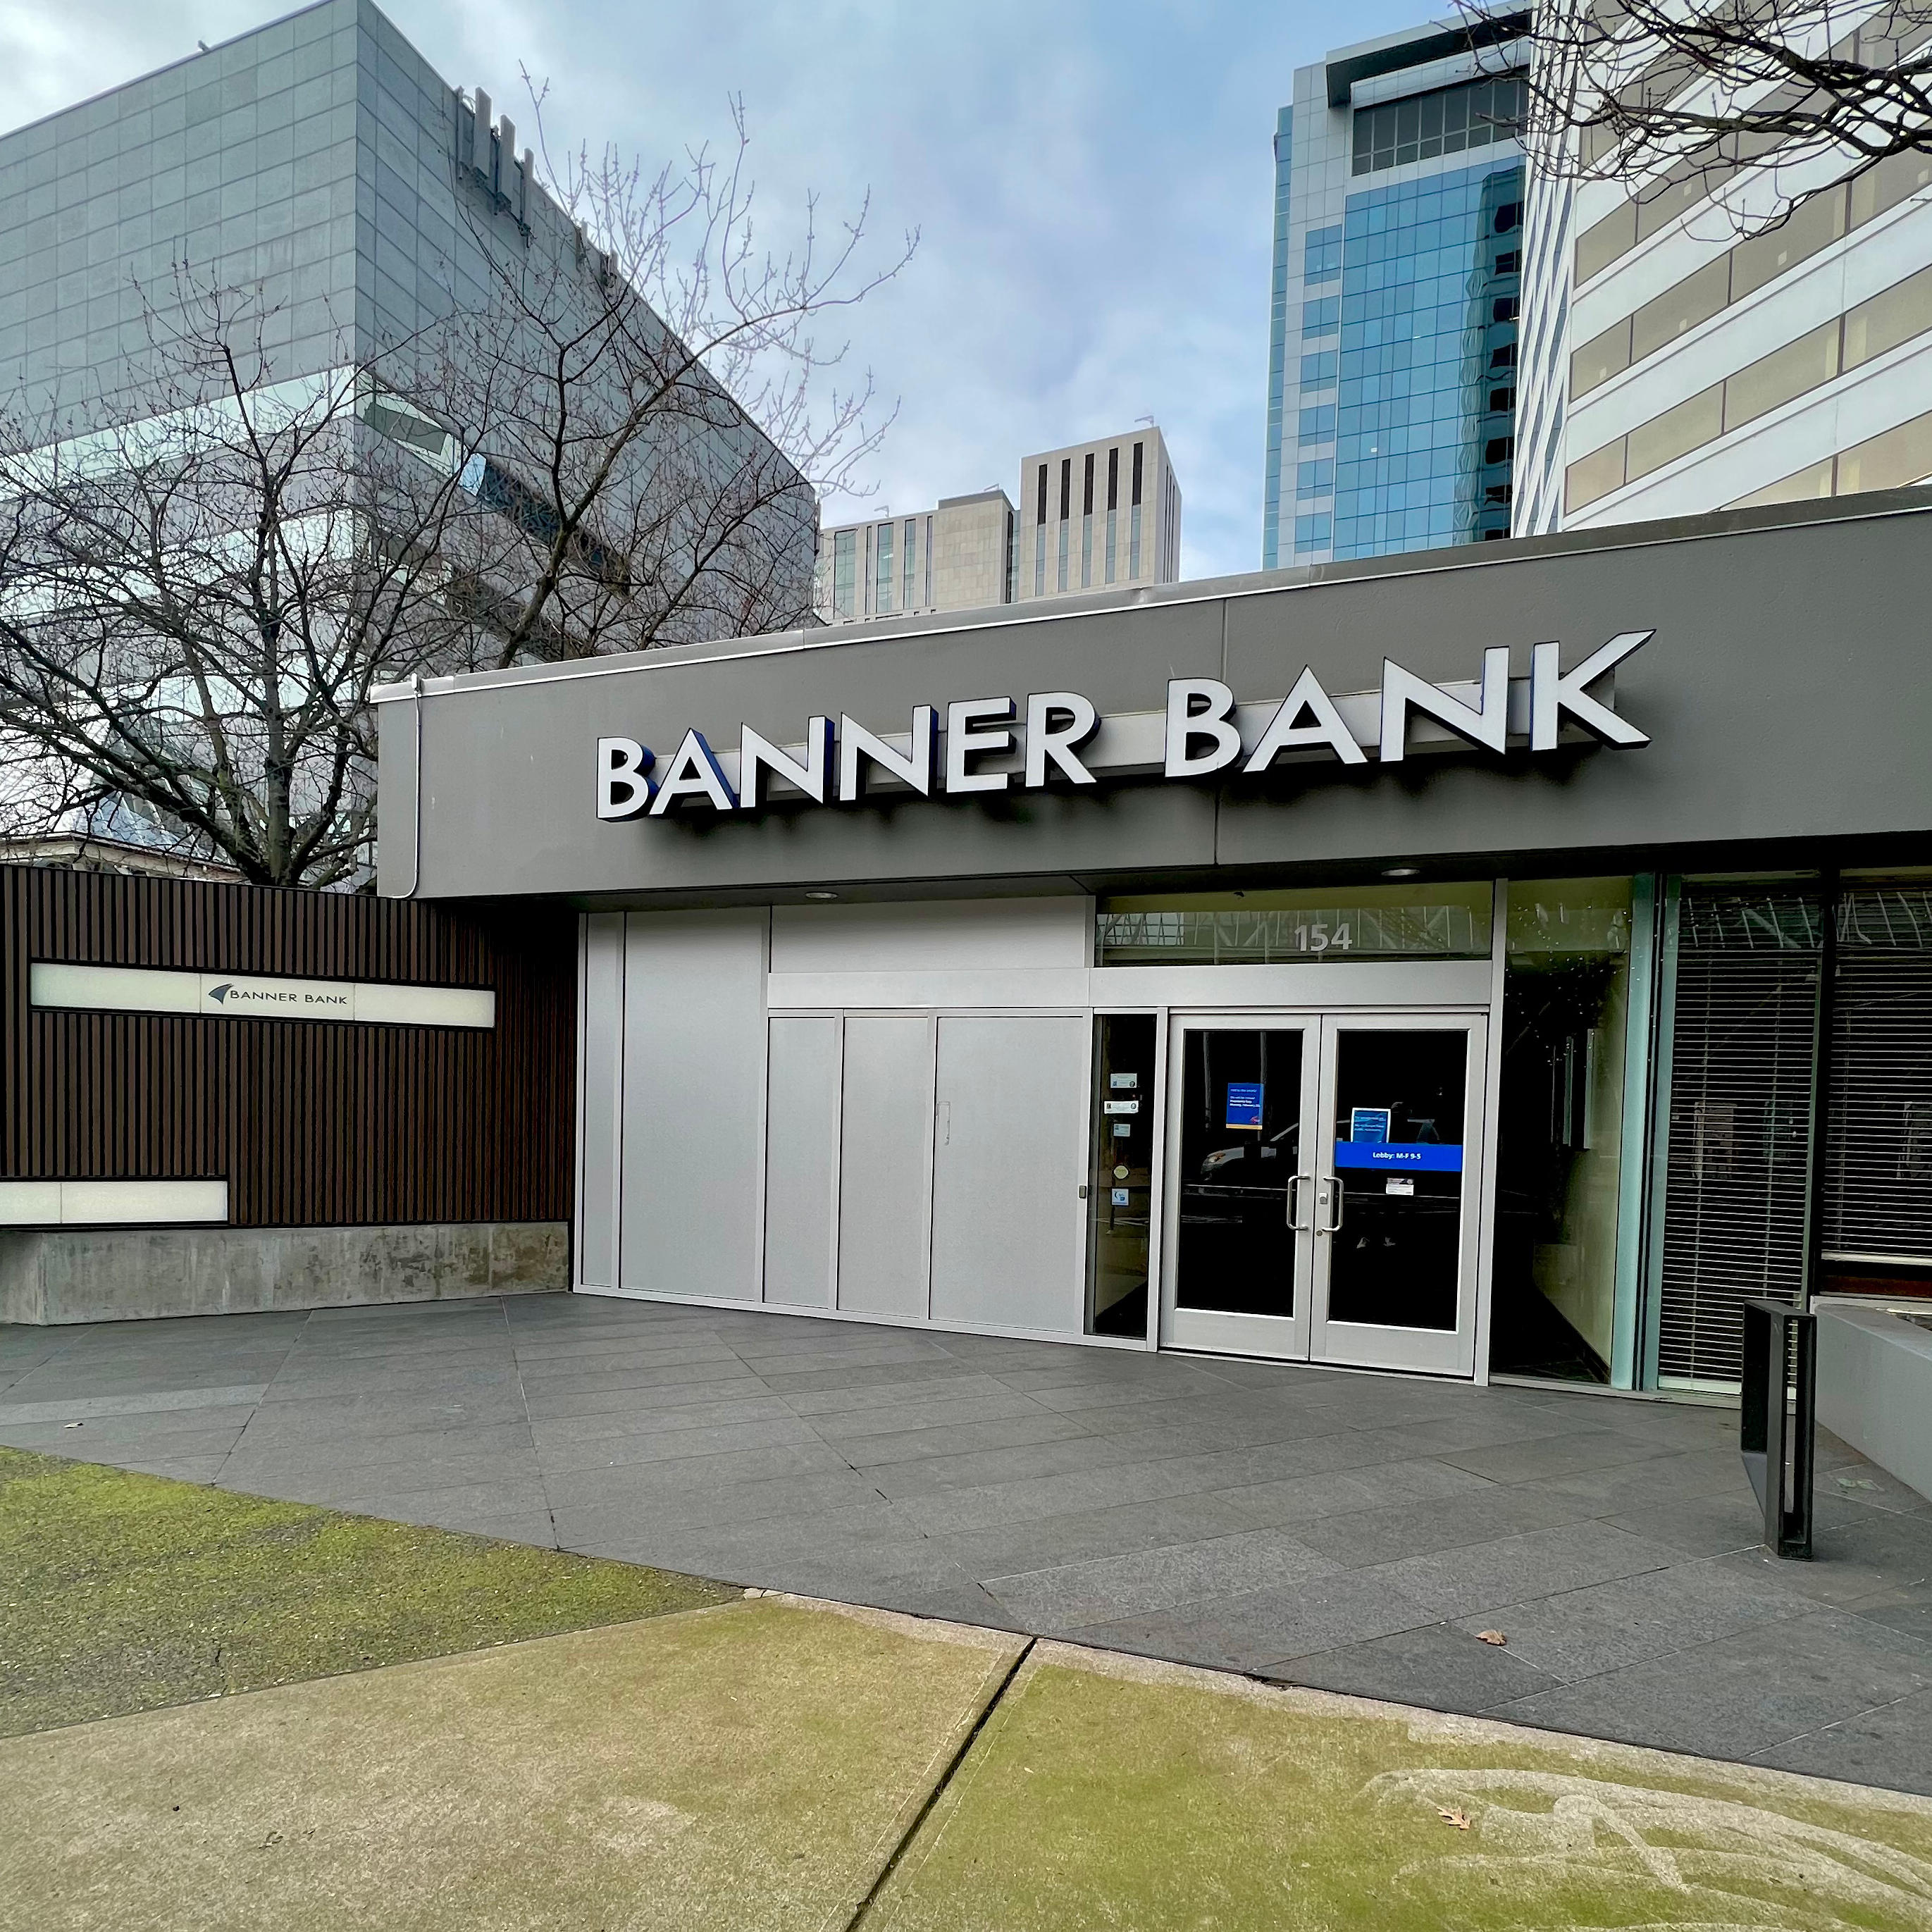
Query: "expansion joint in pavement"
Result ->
[[840, 1635, 1037, 1931]]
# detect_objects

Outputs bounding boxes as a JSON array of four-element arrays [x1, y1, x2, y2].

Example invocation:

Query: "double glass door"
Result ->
[[1160, 1012, 1487, 1375]]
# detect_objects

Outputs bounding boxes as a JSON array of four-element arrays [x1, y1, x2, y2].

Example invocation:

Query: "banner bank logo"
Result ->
[[594, 633, 1653, 821], [204, 980, 351, 1012]]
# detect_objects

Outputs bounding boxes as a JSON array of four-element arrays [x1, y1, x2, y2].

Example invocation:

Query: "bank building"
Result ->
[[369, 488, 1932, 1409]]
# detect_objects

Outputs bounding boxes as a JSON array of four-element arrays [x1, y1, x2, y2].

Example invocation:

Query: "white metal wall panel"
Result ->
[[836, 1014, 935, 1320], [618, 910, 768, 1301], [763, 1015, 841, 1308], [576, 912, 626, 1289], [929, 1014, 1089, 1336], [770, 898, 1089, 974]]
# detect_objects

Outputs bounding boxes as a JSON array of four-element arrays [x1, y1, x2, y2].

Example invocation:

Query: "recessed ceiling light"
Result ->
[[804, 890, 838, 901], [1383, 866, 1420, 879]]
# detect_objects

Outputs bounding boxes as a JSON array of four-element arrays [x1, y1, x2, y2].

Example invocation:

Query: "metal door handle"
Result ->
[[1330, 1175, 1345, 1232], [1289, 1175, 1314, 1230]]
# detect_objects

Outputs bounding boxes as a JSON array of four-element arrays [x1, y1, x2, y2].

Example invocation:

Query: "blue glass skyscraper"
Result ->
[[1262, 20, 1529, 569]]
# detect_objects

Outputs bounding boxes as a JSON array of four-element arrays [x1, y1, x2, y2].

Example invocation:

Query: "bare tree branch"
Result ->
[[1469, 0, 1932, 235], [0, 101, 910, 886]]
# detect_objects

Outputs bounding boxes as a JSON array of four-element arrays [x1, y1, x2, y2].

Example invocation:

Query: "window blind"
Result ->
[[1657, 886, 1821, 1383], [1823, 886, 1932, 1266]]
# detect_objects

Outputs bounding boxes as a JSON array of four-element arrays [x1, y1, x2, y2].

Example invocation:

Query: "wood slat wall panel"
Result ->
[[0, 866, 574, 1228]]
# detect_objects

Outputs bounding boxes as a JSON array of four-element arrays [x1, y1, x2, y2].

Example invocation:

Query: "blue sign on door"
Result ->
[[1225, 1082, 1264, 1129], [1334, 1141, 1463, 1172]]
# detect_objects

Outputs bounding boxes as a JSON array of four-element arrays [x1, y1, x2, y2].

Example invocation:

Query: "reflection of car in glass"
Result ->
[[1196, 1124, 1299, 1182]]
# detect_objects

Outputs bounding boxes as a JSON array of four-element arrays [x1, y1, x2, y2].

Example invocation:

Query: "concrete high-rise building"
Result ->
[[1013, 428, 1180, 604], [814, 489, 1015, 626], [1262, 20, 1529, 569], [1513, 105, 1932, 533], [0, 0, 814, 613]]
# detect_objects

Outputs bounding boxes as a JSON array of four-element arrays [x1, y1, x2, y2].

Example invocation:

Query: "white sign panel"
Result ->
[[29, 964, 495, 1029]]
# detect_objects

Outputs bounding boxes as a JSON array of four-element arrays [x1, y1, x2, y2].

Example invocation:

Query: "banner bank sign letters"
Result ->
[[594, 633, 1653, 822]]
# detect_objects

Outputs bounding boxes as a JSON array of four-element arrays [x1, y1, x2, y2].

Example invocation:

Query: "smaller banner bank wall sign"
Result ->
[[593, 634, 1653, 819]]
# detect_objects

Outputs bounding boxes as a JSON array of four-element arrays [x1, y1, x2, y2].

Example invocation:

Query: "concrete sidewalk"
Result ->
[[6, 1592, 1932, 1932], [5, 1292, 1931, 1793]]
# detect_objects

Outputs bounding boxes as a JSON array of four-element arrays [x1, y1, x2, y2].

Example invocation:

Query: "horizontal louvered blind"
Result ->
[[1823, 886, 1932, 1265], [1657, 887, 1821, 1383]]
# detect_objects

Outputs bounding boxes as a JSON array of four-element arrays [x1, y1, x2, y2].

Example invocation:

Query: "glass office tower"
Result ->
[[1263, 20, 1529, 569]]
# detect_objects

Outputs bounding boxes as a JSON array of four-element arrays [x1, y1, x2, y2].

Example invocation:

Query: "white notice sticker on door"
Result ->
[[1103, 1100, 1139, 1115], [1385, 1177, 1415, 1196]]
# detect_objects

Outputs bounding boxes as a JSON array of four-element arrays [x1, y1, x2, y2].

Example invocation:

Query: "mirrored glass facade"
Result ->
[[1333, 160, 1522, 558], [1262, 28, 1525, 569]]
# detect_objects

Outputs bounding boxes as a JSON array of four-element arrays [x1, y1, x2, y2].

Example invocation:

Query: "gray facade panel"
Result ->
[[1217, 509, 1929, 869], [383, 499, 1932, 903], [392, 597, 1229, 898]]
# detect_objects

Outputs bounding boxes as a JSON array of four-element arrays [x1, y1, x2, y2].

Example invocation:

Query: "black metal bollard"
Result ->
[[1740, 1297, 1817, 1559]]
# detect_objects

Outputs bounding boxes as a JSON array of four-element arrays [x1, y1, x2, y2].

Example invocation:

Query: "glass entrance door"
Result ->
[[1162, 1017, 1316, 1358], [1310, 1015, 1486, 1376], [1161, 1011, 1487, 1375]]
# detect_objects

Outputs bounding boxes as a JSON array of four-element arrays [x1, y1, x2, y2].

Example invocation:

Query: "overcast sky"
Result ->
[[4, 0, 1433, 580]]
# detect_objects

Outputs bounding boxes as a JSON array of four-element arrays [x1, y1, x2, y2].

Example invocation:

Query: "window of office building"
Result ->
[[1332, 161, 1522, 559], [832, 528, 856, 620], [1082, 452, 1095, 588], [1034, 464, 1048, 596], [1351, 74, 1524, 176], [874, 521, 894, 614], [1106, 446, 1120, 583], [1304, 224, 1343, 283]]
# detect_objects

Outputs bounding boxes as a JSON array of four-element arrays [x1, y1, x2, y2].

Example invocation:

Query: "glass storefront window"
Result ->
[[1492, 878, 1637, 1383], [1086, 1015, 1156, 1337], [1096, 883, 1493, 967]]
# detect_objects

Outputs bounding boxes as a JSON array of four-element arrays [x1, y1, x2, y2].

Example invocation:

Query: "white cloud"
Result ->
[[1, 0, 1432, 580]]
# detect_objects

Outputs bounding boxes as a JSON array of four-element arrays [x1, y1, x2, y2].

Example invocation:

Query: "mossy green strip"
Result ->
[[870, 1645, 1932, 1931], [0, 1446, 732, 1736]]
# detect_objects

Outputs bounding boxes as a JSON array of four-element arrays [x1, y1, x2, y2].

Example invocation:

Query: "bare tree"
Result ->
[[1487, 0, 1932, 231], [0, 278, 471, 888], [0, 105, 910, 886], [445, 86, 910, 667]]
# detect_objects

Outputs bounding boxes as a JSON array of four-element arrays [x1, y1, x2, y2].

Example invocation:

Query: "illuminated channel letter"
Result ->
[[946, 697, 1016, 795], [1378, 648, 1511, 764], [647, 729, 738, 813], [1024, 691, 1100, 787], [1163, 679, 1242, 778], [596, 736, 655, 819], [837, 707, 939, 802], [1531, 631, 1653, 750], [1243, 667, 1367, 772], [739, 717, 834, 807]]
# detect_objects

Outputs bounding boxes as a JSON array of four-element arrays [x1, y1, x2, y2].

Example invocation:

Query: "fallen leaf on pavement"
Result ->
[[1438, 1807, 1473, 1831], [1475, 1630, 1507, 1646]]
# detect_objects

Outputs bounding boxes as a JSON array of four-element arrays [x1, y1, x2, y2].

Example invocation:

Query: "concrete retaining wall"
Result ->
[[0, 1221, 569, 1325], [1816, 1299, 1932, 1504]]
